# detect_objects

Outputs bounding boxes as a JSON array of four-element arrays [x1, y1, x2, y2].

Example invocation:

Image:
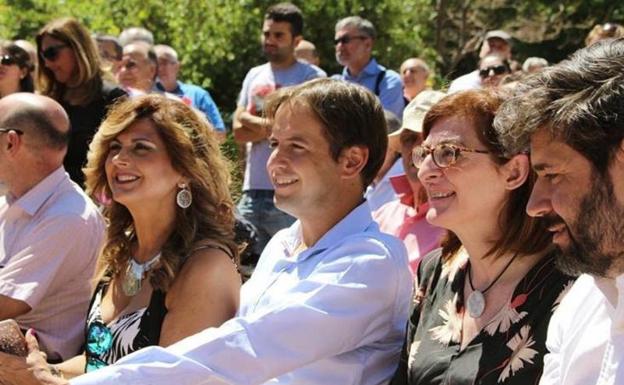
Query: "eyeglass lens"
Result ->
[[479, 65, 508, 78], [40, 45, 66, 61], [0, 55, 16, 66]]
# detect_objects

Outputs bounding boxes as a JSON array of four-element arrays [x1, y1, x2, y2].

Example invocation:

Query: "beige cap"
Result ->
[[388, 90, 446, 151]]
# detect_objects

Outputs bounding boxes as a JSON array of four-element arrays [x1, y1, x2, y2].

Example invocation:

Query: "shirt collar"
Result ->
[[342, 58, 381, 78], [155, 81, 183, 94], [10, 167, 67, 217], [282, 201, 374, 262]]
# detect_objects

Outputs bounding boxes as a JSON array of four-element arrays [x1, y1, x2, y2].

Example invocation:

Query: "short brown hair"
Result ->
[[423, 90, 551, 260], [494, 38, 624, 177], [264, 78, 387, 188]]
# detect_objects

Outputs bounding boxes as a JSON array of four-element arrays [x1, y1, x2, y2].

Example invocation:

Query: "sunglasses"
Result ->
[[334, 35, 368, 45], [0, 55, 17, 66], [479, 64, 509, 78], [412, 143, 490, 169], [40, 44, 68, 61]]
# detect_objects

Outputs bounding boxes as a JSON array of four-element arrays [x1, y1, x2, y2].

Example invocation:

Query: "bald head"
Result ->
[[295, 40, 320, 66], [0, 93, 69, 153], [0, 93, 69, 197]]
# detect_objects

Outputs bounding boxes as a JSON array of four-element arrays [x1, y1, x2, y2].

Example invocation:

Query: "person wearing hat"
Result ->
[[373, 90, 446, 275], [448, 30, 513, 93]]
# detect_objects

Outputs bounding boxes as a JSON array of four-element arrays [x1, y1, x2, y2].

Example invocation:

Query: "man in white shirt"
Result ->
[[493, 38, 624, 385], [0, 93, 104, 361], [5, 79, 411, 385]]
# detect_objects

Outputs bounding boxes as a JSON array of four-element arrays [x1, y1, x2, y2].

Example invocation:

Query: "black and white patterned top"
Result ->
[[84, 278, 166, 370]]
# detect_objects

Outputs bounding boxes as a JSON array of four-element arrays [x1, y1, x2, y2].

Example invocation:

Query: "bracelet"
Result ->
[[48, 364, 65, 379]]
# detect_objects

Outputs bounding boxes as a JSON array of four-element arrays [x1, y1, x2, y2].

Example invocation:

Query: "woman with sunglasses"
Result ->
[[36, 18, 126, 187], [478, 54, 511, 89], [0, 41, 34, 97], [0, 95, 241, 382], [390, 90, 573, 385]]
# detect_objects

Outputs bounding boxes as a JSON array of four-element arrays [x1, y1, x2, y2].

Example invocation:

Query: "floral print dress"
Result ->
[[390, 248, 575, 385]]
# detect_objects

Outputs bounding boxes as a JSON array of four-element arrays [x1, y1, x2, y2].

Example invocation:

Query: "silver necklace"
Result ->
[[466, 252, 518, 318], [122, 252, 161, 296]]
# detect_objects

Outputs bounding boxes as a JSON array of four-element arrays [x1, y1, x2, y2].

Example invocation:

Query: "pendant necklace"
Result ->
[[122, 252, 162, 296], [466, 251, 519, 318]]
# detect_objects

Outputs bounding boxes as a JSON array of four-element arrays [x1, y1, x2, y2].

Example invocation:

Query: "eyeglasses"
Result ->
[[85, 321, 113, 371], [40, 44, 68, 61], [412, 143, 490, 168], [334, 35, 368, 45], [120, 60, 138, 70], [0, 128, 24, 135], [602, 22, 622, 36], [479, 64, 509, 78], [0, 55, 17, 66]]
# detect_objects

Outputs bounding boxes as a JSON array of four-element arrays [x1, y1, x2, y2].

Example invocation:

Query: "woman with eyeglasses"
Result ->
[[478, 54, 511, 89], [0, 41, 34, 97], [0, 95, 241, 382], [36, 18, 126, 187], [390, 90, 573, 385]]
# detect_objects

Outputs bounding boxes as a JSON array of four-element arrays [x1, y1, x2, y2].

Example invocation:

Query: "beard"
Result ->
[[549, 171, 624, 277], [262, 45, 292, 64]]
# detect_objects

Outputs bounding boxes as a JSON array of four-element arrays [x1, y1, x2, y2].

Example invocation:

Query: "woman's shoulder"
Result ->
[[166, 244, 241, 302]]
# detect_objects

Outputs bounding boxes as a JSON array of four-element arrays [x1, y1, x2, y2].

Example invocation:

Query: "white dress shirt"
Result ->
[[72, 202, 412, 385], [540, 273, 624, 385]]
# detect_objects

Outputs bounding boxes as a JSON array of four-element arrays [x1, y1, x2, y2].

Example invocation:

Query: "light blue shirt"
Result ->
[[71, 202, 412, 385], [156, 81, 226, 132], [333, 58, 405, 118]]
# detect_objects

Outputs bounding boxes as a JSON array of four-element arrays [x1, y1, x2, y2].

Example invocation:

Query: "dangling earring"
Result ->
[[176, 182, 192, 208]]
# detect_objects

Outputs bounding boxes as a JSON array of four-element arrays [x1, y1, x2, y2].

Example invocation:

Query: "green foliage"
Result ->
[[3, 0, 622, 115]]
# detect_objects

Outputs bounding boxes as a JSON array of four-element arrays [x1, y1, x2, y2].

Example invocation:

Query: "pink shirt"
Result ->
[[0, 167, 104, 360], [373, 175, 445, 276]]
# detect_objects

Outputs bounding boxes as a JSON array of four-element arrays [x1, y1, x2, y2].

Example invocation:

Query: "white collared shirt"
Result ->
[[71, 202, 412, 385], [540, 273, 624, 385]]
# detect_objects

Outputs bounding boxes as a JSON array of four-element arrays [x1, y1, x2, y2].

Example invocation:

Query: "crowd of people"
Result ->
[[0, 2, 623, 385]]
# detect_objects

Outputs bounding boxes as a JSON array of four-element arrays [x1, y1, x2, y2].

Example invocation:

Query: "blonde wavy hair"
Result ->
[[36, 17, 104, 105], [84, 94, 238, 291]]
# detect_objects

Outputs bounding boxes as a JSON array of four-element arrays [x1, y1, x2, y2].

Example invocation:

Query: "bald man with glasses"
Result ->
[[0, 93, 104, 361]]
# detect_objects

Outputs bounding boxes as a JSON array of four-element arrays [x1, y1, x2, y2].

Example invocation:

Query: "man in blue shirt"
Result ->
[[333, 16, 404, 118], [4, 79, 411, 385], [154, 44, 226, 140]]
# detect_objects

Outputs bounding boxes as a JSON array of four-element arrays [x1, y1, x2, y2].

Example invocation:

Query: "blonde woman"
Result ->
[[0, 95, 241, 382], [36, 18, 126, 186]]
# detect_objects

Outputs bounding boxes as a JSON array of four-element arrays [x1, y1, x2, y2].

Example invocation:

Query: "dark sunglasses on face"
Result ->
[[412, 143, 490, 169], [40, 44, 68, 61], [0, 55, 17, 66], [334, 35, 368, 45], [479, 64, 509, 78]]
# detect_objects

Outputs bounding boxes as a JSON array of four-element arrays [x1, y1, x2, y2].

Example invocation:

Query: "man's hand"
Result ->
[[0, 331, 67, 385]]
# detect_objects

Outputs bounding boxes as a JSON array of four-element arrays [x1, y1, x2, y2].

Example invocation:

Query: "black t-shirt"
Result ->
[[62, 82, 127, 187]]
